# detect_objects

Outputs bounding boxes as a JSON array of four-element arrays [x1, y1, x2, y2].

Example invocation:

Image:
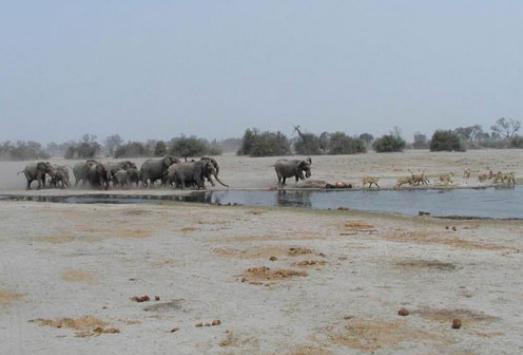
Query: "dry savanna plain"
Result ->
[[1, 150, 523, 354]]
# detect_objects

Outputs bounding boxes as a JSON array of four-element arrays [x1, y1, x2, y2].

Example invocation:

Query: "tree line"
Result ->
[[0, 117, 521, 160]]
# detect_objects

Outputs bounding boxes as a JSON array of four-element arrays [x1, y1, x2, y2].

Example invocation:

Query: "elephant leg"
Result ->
[[282, 177, 286, 185], [26, 178, 32, 190]]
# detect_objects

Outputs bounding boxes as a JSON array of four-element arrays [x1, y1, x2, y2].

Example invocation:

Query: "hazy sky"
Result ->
[[1, 1, 522, 143]]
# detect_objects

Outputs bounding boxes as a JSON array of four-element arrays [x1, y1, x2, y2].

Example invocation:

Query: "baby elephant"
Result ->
[[274, 158, 312, 185], [49, 165, 71, 189]]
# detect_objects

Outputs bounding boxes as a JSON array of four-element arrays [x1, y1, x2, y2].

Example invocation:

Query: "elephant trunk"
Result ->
[[214, 173, 229, 187]]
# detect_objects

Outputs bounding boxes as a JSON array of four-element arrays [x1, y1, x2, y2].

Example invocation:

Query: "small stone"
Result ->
[[398, 308, 410, 316], [269, 256, 277, 261], [170, 327, 179, 333], [452, 319, 462, 329]]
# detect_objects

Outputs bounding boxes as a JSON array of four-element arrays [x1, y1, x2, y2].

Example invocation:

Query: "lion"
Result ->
[[503, 172, 516, 186], [395, 176, 414, 188], [408, 169, 430, 186], [439, 173, 454, 185], [463, 168, 471, 179], [362, 176, 380, 188]]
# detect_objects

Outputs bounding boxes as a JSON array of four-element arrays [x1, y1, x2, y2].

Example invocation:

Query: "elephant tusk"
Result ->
[[215, 174, 229, 187]]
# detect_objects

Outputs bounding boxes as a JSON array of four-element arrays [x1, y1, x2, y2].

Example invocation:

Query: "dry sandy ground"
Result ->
[[1, 201, 522, 354], [1, 149, 522, 192]]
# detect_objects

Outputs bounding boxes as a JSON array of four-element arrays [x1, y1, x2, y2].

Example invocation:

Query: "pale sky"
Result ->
[[1, 1, 522, 143]]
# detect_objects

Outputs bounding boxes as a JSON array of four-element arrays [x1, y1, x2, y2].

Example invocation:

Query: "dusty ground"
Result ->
[[1, 200, 522, 354], [1, 149, 522, 192]]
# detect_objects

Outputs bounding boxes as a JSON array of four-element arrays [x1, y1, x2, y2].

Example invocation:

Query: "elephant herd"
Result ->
[[19, 156, 313, 190], [20, 156, 229, 190]]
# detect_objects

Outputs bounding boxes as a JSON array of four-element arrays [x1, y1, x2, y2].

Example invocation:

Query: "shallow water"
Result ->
[[1, 186, 522, 219]]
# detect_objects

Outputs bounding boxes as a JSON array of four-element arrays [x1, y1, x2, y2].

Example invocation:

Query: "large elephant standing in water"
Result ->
[[20, 161, 53, 189], [274, 158, 312, 185], [140, 155, 179, 187], [167, 160, 216, 189], [200, 157, 228, 187]]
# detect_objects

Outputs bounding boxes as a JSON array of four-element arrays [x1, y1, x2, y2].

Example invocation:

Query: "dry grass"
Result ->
[[41, 234, 75, 244], [394, 259, 457, 271]]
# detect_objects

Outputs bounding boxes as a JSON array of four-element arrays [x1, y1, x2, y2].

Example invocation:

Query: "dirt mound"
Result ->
[[330, 319, 446, 352], [31, 316, 119, 337], [394, 259, 457, 271], [241, 267, 307, 284]]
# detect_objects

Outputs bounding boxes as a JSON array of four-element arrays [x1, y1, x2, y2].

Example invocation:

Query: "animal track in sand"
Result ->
[[30, 316, 119, 337], [240, 267, 307, 284], [394, 259, 457, 271]]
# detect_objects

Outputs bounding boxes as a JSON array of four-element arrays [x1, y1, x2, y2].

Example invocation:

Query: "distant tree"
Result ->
[[237, 128, 290, 157], [154, 141, 167, 156], [114, 142, 149, 158], [430, 130, 466, 152], [412, 133, 429, 149], [373, 129, 406, 153], [327, 132, 367, 154], [104, 134, 123, 156], [0, 141, 50, 161], [81, 133, 97, 144], [169, 135, 220, 159], [359, 133, 374, 146], [491, 117, 521, 139], [510, 135, 523, 148], [293, 126, 322, 155]]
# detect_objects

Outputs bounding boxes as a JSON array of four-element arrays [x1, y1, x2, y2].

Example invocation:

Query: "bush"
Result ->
[[65, 142, 101, 159], [114, 142, 149, 158], [430, 130, 466, 152], [412, 133, 429, 149], [327, 132, 367, 154], [0, 141, 50, 161], [238, 129, 291, 157], [510, 135, 523, 148], [373, 134, 406, 153], [153, 141, 167, 156], [170, 135, 221, 159]]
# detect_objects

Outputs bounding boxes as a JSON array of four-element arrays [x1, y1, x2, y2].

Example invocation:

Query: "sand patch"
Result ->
[[415, 308, 498, 325], [240, 267, 307, 284], [394, 259, 457, 271], [121, 209, 150, 216], [78, 226, 152, 239], [179, 227, 200, 233], [223, 233, 326, 243], [31, 316, 119, 337], [382, 231, 509, 251], [0, 290, 23, 305], [143, 299, 184, 313], [218, 330, 259, 349], [288, 345, 332, 355], [41, 234, 75, 244], [214, 245, 317, 259], [329, 319, 446, 352], [62, 270, 95, 284], [151, 258, 176, 267]]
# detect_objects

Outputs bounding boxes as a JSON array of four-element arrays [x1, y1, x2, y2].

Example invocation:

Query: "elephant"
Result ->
[[73, 160, 98, 186], [49, 165, 71, 189], [169, 160, 216, 189], [126, 167, 140, 187], [86, 162, 110, 189], [140, 155, 180, 187], [274, 158, 312, 185], [114, 169, 130, 188], [200, 157, 228, 187], [19, 161, 53, 190], [107, 160, 137, 182]]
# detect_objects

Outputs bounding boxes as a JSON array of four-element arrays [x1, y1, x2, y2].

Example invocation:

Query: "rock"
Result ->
[[155, 296, 160, 301], [170, 327, 179, 333], [398, 308, 410, 316], [452, 319, 462, 329], [269, 256, 277, 261], [131, 295, 150, 303]]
